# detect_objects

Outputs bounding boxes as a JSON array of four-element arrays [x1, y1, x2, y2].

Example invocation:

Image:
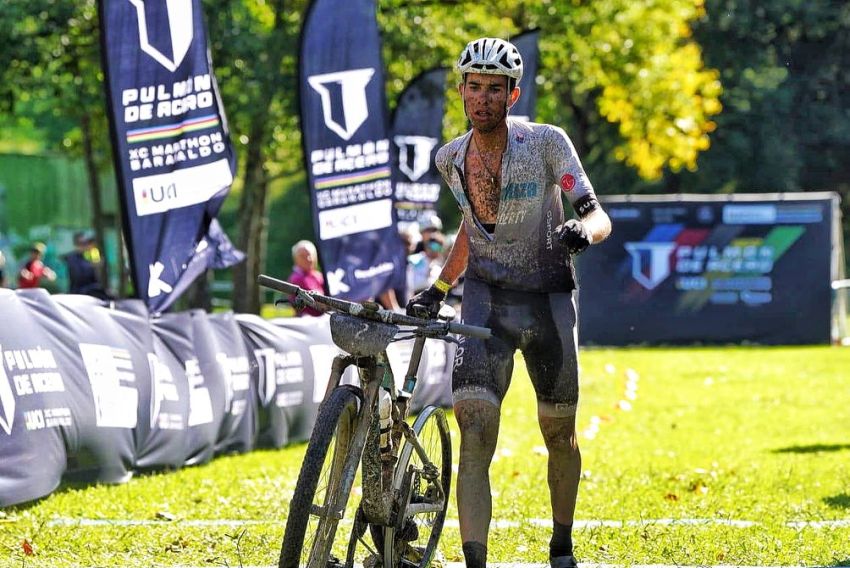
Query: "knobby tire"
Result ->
[[279, 385, 363, 568]]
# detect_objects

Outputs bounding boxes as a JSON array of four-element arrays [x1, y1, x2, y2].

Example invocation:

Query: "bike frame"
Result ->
[[320, 332, 434, 529]]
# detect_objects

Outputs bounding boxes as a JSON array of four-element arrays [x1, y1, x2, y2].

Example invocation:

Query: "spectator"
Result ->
[[407, 229, 446, 294], [413, 214, 443, 254], [388, 225, 421, 307], [287, 240, 325, 316], [65, 231, 110, 300], [17, 242, 56, 289], [0, 250, 6, 287]]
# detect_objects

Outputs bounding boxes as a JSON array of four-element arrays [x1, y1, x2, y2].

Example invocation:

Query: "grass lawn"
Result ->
[[2, 345, 850, 567]]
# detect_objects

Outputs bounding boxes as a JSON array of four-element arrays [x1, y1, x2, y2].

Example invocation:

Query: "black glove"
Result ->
[[558, 219, 593, 254], [406, 284, 446, 317]]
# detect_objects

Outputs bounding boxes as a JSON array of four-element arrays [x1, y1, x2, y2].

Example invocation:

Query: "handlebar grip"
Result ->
[[448, 321, 491, 339], [258, 274, 301, 295]]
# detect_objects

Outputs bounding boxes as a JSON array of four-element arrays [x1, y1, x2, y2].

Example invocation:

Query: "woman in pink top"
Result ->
[[287, 240, 325, 316]]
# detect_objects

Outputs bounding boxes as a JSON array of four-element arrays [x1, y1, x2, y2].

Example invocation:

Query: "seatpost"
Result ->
[[400, 335, 428, 399]]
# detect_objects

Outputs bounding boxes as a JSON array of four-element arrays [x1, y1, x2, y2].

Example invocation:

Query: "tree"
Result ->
[[379, 0, 722, 185], [205, 0, 307, 313], [0, 0, 115, 288], [1, 0, 729, 311], [682, 0, 850, 270]]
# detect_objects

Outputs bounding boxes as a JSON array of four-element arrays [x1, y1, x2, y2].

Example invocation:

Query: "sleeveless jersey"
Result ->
[[435, 118, 600, 292]]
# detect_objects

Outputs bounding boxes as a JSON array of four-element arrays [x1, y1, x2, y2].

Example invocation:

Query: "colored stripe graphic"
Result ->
[[126, 114, 220, 143], [762, 225, 805, 258], [677, 226, 804, 312], [314, 166, 391, 190]]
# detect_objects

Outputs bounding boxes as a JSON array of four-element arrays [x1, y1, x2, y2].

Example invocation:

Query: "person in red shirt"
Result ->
[[287, 240, 325, 316], [17, 242, 56, 289]]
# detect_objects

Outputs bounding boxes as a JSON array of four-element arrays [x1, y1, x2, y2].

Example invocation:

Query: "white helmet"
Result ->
[[457, 37, 523, 82]]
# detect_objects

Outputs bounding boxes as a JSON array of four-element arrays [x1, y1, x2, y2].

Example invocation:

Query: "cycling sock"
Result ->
[[549, 519, 573, 557], [462, 541, 488, 568]]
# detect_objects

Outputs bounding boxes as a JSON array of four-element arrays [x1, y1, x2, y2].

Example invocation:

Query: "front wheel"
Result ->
[[384, 405, 452, 568], [279, 385, 363, 568]]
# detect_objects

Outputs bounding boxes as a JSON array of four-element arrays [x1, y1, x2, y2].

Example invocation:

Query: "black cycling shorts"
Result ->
[[452, 278, 579, 415]]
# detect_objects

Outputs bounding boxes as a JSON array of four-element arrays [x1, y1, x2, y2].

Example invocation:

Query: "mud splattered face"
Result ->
[[460, 73, 515, 133]]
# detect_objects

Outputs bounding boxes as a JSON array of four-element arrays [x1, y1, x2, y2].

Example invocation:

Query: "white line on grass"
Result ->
[[47, 517, 850, 529], [82, 564, 827, 568]]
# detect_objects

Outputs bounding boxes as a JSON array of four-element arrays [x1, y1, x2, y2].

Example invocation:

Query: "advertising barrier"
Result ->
[[0, 293, 456, 507], [577, 193, 842, 345]]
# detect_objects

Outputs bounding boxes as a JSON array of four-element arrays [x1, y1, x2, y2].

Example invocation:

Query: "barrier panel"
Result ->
[[0, 290, 68, 506], [206, 312, 256, 455], [150, 311, 224, 468], [578, 193, 842, 346], [0, 294, 456, 507], [20, 291, 137, 483]]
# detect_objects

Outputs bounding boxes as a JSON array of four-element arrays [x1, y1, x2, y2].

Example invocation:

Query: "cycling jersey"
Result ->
[[435, 118, 600, 293]]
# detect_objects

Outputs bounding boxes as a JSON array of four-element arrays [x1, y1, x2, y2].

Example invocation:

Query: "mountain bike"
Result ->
[[258, 275, 490, 568]]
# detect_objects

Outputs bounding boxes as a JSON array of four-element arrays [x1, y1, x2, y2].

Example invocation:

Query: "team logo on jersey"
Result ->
[[394, 135, 438, 181], [129, 0, 194, 72], [624, 242, 677, 290], [560, 173, 576, 192], [308, 68, 375, 140]]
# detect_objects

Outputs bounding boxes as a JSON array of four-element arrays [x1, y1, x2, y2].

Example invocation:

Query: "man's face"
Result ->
[[294, 247, 314, 271], [460, 73, 513, 133]]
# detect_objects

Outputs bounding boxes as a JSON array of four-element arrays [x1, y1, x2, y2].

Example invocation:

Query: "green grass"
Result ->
[[2, 346, 850, 567]]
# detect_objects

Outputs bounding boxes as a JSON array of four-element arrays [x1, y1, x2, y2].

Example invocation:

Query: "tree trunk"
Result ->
[[231, 0, 287, 314], [232, 122, 270, 314], [80, 111, 109, 290]]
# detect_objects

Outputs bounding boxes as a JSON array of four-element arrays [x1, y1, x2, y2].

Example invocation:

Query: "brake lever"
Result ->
[[276, 290, 319, 311]]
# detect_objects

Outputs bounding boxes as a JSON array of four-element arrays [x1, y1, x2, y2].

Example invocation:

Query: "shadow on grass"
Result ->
[[824, 492, 850, 509], [773, 443, 850, 454]]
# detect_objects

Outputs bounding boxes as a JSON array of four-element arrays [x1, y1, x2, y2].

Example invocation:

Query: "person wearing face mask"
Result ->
[[407, 228, 446, 295], [406, 37, 612, 568]]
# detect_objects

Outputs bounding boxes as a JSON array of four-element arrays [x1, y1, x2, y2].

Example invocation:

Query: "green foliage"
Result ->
[[0, 0, 110, 164], [204, 0, 306, 180], [686, 0, 850, 195], [2, 346, 849, 566], [379, 0, 722, 182], [3, 0, 848, 290]]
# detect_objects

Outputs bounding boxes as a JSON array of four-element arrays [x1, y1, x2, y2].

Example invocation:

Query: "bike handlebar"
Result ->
[[258, 274, 491, 340]]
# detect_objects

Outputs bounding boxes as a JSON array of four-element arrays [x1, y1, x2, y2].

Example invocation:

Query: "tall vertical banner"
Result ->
[[390, 67, 448, 232], [511, 29, 540, 122], [99, 0, 243, 314], [300, 0, 404, 300]]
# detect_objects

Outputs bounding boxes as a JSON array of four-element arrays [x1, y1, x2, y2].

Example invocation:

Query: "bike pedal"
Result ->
[[326, 556, 345, 568]]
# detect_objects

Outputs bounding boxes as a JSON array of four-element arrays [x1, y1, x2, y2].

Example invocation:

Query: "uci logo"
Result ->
[[394, 135, 438, 182], [129, 0, 194, 72], [308, 68, 375, 141]]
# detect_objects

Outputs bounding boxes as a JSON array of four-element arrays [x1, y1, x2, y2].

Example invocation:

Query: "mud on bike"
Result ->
[[258, 275, 490, 568]]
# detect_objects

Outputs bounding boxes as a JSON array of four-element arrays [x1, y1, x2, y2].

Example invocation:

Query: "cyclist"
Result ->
[[407, 37, 612, 568]]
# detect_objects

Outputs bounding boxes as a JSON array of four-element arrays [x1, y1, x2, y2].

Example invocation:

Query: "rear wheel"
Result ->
[[279, 386, 362, 568], [383, 405, 452, 568]]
